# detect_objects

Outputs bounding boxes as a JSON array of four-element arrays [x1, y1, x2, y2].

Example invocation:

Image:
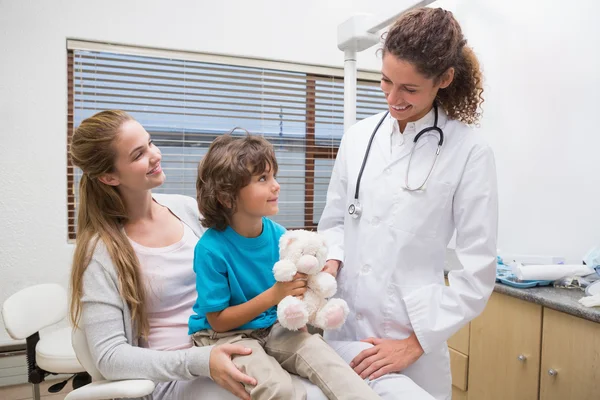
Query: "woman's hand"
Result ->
[[209, 344, 257, 400], [323, 259, 341, 278], [350, 333, 424, 380]]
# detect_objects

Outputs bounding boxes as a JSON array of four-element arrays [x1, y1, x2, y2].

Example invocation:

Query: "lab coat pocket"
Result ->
[[381, 282, 417, 339], [390, 179, 453, 238]]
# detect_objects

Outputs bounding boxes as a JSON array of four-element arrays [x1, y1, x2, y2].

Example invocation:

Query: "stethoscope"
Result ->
[[347, 103, 444, 219]]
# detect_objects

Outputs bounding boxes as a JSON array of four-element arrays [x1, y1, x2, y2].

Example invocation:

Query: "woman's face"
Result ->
[[380, 53, 453, 124], [100, 120, 165, 193]]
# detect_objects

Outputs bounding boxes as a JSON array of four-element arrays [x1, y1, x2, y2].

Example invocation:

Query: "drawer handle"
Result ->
[[548, 369, 558, 377], [517, 354, 526, 362]]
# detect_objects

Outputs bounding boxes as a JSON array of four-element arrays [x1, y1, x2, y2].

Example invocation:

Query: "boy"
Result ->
[[189, 133, 380, 400]]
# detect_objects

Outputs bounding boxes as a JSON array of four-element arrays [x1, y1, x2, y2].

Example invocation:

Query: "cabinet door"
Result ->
[[452, 386, 468, 400], [449, 322, 470, 355], [540, 308, 600, 400], [450, 348, 469, 391], [468, 293, 542, 400]]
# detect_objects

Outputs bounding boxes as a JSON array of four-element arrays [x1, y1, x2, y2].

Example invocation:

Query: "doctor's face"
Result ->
[[380, 53, 452, 125]]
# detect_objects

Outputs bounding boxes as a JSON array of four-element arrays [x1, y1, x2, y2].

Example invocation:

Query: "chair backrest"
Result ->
[[2, 283, 67, 340], [71, 327, 104, 381]]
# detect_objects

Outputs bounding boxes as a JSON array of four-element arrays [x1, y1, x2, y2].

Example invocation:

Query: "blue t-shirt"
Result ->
[[188, 217, 286, 334]]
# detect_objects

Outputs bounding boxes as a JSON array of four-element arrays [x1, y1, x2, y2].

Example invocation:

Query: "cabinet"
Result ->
[[467, 293, 542, 400], [452, 386, 468, 400], [448, 321, 469, 355], [540, 308, 600, 400], [447, 292, 600, 399]]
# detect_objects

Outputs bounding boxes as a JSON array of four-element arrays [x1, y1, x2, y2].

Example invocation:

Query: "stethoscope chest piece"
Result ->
[[348, 202, 362, 219]]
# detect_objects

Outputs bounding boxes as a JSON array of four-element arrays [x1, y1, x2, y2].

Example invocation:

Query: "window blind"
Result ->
[[67, 46, 388, 239]]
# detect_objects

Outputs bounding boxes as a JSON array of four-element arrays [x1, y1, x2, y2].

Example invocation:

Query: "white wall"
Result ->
[[1, 0, 599, 344], [445, 0, 600, 262]]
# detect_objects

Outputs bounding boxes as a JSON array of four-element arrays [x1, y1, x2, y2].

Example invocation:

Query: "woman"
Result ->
[[319, 8, 498, 400], [68, 110, 326, 399]]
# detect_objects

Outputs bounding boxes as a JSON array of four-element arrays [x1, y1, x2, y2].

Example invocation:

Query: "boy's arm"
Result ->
[[207, 279, 308, 333], [206, 288, 277, 333]]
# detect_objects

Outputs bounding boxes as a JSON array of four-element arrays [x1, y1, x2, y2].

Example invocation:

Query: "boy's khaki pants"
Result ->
[[193, 322, 380, 400]]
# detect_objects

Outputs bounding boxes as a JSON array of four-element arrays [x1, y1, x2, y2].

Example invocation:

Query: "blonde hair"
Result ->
[[69, 110, 150, 338]]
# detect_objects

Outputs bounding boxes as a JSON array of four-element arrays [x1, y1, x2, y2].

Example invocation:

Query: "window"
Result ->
[[67, 42, 388, 239]]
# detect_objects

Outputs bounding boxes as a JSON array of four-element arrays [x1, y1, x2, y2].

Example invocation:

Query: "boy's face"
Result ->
[[235, 166, 280, 220]]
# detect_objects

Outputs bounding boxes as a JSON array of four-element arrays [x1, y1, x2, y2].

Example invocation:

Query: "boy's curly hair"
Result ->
[[196, 132, 278, 231]]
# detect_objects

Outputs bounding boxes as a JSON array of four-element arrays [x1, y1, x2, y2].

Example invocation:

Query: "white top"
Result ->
[[80, 193, 211, 383], [130, 222, 199, 351]]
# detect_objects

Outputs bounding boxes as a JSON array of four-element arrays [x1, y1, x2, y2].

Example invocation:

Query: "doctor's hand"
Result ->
[[350, 333, 425, 380], [209, 344, 257, 400], [323, 259, 341, 278]]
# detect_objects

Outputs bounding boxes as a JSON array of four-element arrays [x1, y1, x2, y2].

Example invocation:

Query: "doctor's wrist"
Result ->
[[324, 259, 342, 278], [408, 333, 425, 358]]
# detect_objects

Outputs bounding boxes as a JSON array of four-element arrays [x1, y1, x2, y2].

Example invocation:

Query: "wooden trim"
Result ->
[[304, 77, 316, 228], [312, 147, 338, 159]]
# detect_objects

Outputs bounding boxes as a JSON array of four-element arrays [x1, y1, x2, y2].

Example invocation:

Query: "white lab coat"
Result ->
[[319, 108, 498, 400]]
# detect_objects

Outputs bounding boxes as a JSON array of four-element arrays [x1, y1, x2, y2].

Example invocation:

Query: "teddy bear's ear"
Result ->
[[279, 231, 299, 252]]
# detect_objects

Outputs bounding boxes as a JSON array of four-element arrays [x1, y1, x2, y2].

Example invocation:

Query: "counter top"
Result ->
[[493, 283, 600, 323]]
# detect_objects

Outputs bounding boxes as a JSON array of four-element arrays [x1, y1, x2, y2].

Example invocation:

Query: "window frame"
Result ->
[[66, 41, 383, 240]]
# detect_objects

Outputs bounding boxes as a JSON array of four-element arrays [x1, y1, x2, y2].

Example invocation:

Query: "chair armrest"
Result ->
[[65, 379, 156, 400]]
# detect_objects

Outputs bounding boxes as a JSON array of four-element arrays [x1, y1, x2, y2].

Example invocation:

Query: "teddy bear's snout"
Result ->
[[297, 254, 320, 274]]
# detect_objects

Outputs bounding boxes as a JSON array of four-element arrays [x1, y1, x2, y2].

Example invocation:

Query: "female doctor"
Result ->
[[319, 8, 498, 400]]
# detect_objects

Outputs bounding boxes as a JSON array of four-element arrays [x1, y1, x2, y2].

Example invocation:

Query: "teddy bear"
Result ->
[[272, 229, 349, 331]]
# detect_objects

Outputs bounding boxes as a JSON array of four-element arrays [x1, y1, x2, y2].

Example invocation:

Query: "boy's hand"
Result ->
[[270, 272, 308, 304]]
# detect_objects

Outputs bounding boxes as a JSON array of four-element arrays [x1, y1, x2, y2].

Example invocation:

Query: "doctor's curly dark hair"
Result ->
[[384, 7, 484, 125]]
